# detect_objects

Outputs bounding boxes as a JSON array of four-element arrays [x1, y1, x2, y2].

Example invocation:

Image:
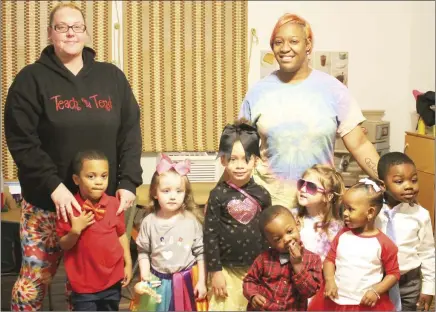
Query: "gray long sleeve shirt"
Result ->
[[136, 211, 204, 274]]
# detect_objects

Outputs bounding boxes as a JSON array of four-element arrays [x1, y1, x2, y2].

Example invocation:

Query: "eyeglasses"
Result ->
[[52, 24, 86, 33], [297, 179, 326, 195]]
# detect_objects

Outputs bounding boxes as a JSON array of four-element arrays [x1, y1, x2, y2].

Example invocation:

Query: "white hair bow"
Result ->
[[359, 178, 381, 192]]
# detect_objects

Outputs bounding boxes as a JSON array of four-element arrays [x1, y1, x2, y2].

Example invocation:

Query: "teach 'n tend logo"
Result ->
[[50, 94, 112, 112]]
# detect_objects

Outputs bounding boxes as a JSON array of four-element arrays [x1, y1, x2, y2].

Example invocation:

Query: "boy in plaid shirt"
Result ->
[[243, 205, 322, 311]]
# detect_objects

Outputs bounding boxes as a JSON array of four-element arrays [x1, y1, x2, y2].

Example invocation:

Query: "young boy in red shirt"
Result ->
[[243, 205, 322, 311], [56, 150, 132, 311]]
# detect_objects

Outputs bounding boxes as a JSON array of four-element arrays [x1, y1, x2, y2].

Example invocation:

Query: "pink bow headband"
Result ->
[[156, 154, 191, 176]]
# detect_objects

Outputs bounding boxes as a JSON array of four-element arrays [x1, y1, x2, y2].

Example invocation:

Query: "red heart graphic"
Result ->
[[227, 198, 259, 225]]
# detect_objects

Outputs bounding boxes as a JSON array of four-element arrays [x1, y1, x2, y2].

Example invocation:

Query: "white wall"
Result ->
[[247, 0, 435, 153], [409, 2, 435, 102], [140, 153, 158, 185], [111, 1, 434, 184]]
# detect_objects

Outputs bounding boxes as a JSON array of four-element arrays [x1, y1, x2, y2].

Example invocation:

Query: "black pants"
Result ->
[[72, 281, 121, 311]]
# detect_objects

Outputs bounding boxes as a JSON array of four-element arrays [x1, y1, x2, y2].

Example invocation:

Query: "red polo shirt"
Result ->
[[56, 193, 125, 294]]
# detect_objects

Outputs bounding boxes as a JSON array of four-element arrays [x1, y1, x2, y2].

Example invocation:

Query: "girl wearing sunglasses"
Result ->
[[292, 164, 345, 262]]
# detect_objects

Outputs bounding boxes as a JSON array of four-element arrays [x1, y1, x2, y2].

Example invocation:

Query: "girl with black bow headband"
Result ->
[[204, 118, 272, 311]]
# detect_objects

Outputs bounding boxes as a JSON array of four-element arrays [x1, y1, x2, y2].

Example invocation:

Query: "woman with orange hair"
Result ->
[[239, 13, 380, 208]]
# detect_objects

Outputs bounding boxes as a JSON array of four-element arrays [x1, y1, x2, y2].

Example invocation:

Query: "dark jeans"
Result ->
[[73, 300, 119, 311], [72, 281, 121, 311]]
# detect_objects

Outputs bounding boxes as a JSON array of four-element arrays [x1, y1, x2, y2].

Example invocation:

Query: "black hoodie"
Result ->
[[4, 45, 143, 212]]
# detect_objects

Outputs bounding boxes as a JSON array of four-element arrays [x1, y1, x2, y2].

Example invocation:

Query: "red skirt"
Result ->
[[308, 285, 394, 311]]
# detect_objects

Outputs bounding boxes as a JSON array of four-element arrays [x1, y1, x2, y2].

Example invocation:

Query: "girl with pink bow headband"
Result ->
[[130, 154, 208, 311]]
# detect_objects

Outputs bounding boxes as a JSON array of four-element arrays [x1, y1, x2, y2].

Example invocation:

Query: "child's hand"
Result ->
[[141, 271, 151, 282], [211, 271, 228, 298], [137, 278, 162, 288], [251, 294, 267, 310], [149, 280, 161, 288], [193, 281, 207, 300], [289, 239, 303, 265], [134, 281, 162, 303], [121, 263, 132, 288], [360, 289, 379, 307], [324, 280, 338, 301], [417, 293, 433, 311], [71, 211, 94, 234]]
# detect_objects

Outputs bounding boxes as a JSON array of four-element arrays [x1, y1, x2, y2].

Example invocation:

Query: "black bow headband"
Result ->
[[218, 121, 261, 162]]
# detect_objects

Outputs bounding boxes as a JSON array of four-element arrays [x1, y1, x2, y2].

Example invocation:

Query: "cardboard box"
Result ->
[[361, 120, 390, 143], [3, 186, 18, 210], [362, 110, 385, 121]]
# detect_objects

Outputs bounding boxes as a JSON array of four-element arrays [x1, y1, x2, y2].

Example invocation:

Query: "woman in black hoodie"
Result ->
[[4, 3, 142, 311]]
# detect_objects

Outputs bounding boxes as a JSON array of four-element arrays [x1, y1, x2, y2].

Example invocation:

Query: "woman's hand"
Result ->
[[51, 183, 81, 222], [116, 189, 136, 215], [211, 271, 228, 298]]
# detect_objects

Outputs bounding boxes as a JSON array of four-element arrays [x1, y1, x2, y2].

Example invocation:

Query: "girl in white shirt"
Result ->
[[292, 164, 344, 261], [309, 178, 400, 311]]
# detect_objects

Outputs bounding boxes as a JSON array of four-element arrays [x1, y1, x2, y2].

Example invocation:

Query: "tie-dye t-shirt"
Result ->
[[239, 69, 364, 208]]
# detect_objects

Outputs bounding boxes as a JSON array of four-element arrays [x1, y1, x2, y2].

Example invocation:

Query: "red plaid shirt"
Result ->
[[243, 248, 322, 311]]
